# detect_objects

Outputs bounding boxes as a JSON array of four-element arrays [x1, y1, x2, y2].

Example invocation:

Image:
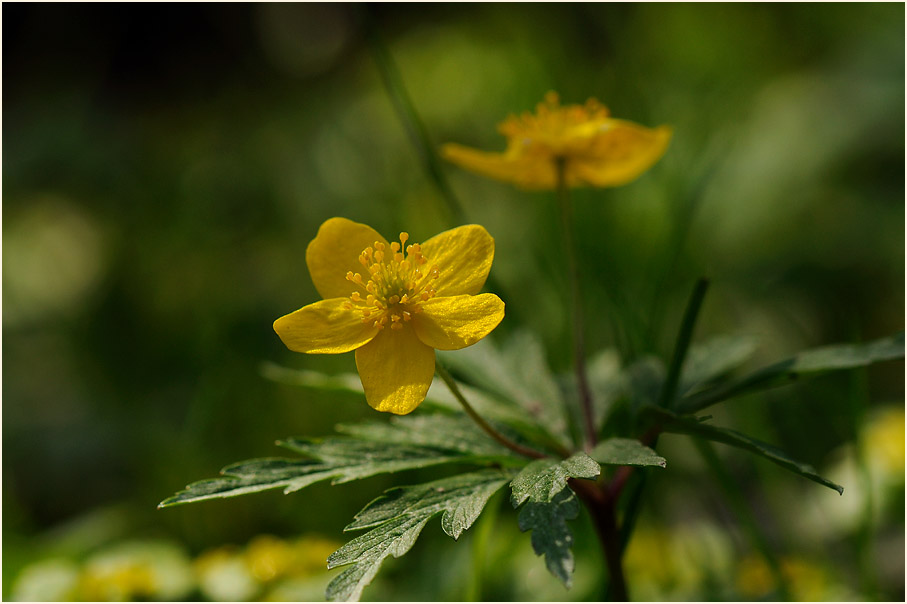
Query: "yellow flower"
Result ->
[[442, 91, 672, 190], [274, 217, 505, 415]]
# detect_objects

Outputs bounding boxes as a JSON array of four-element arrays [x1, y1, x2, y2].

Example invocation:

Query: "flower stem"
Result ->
[[555, 158, 597, 450], [569, 478, 629, 601], [359, 5, 467, 224], [435, 364, 546, 460]]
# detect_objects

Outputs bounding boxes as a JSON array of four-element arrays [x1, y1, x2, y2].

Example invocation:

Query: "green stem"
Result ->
[[692, 438, 791, 600], [360, 6, 466, 224], [555, 158, 597, 450], [435, 364, 546, 460]]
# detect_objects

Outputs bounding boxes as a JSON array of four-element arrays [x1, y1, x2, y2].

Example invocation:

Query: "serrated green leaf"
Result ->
[[327, 514, 427, 603], [510, 453, 600, 507], [159, 439, 504, 508], [437, 331, 572, 448], [262, 361, 560, 453], [344, 469, 510, 538], [326, 470, 510, 601], [589, 438, 666, 468], [676, 332, 904, 414], [643, 407, 843, 494], [680, 335, 758, 395], [336, 413, 519, 459], [517, 487, 580, 588]]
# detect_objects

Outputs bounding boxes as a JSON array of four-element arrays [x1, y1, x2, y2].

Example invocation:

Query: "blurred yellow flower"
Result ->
[[442, 91, 672, 190], [863, 406, 905, 473], [274, 217, 504, 414], [737, 555, 829, 602]]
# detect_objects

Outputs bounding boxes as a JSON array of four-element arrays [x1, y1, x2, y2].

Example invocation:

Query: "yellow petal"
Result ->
[[419, 224, 496, 296], [413, 294, 505, 351], [441, 143, 556, 190], [306, 217, 389, 300], [274, 298, 378, 354], [355, 324, 435, 414], [572, 122, 672, 187]]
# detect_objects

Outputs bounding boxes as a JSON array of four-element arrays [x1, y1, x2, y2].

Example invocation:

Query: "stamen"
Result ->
[[347, 232, 442, 332]]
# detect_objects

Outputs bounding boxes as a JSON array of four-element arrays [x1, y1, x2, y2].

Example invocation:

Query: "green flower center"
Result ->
[[344, 232, 439, 330]]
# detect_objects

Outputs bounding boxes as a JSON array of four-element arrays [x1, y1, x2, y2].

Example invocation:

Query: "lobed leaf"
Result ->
[[326, 470, 510, 601], [676, 332, 904, 414], [643, 406, 843, 494], [159, 439, 507, 508], [336, 413, 520, 460], [589, 438, 666, 468], [508, 453, 600, 588], [517, 487, 581, 588], [437, 331, 573, 448], [262, 361, 560, 453], [510, 453, 601, 507]]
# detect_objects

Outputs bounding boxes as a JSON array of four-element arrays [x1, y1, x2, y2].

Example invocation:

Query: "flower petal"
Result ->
[[274, 298, 378, 354], [441, 143, 556, 190], [306, 217, 389, 300], [413, 294, 505, 351], [355, 325, 435, 415], [419, 223, 496, 297], [573, 122, 672, 187]]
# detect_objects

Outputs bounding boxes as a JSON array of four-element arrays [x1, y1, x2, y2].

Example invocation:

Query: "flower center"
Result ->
[[343, 232, 440, 331]]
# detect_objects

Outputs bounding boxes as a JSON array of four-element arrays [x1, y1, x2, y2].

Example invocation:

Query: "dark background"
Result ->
[[4, 3, 904, 600]]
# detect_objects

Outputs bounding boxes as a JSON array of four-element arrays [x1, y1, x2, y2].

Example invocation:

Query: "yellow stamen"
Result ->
[[345, 231, 440, 331]]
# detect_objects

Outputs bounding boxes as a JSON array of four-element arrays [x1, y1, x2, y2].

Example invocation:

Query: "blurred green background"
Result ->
[[3, 3, 904, 601]]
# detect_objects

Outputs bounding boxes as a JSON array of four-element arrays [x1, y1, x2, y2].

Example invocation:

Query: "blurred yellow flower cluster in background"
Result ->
[[10, 534, 340, 602]]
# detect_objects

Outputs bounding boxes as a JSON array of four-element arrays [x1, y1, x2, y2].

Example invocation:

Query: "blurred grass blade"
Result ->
[[675, 332, 904, 414], [660, 278, 709, 409], [359, 5, 465, 223], [692, 438, 791, 600], [643, 406, 844, 494], [679, 334, 759, 395]]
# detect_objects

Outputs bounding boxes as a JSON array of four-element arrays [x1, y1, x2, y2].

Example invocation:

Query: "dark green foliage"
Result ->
[[326, 470, 511, 601]]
